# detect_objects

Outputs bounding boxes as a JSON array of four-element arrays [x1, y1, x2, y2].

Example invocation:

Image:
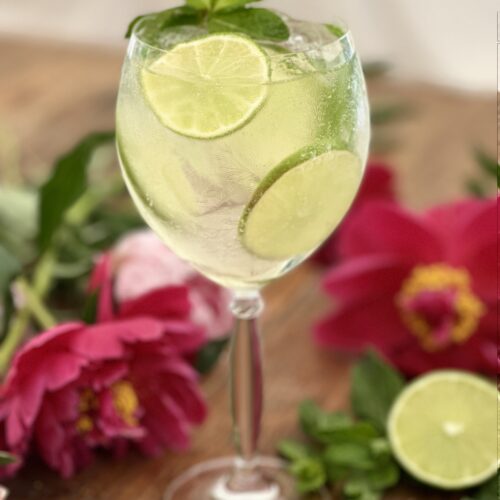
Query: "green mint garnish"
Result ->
[[125, 0, 289, 43], [126, 6, 203, 41], [213, 0, 262, 12], [278, 352, 403, 498], [325, 23, 346, 38], [350, 350, 405, 432], [208, 8, 289, 41]]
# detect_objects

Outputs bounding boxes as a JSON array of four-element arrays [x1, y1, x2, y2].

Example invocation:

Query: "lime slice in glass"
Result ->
[[239, 146, 362, 260], [141, 33, 269, 139], [388, 371, 498, 490]]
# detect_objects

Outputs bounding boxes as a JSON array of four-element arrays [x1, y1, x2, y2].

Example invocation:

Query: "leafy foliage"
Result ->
[[38, 132, 115, 251], [279, 352, 403, 498], [351, 351, 405, 432], [207, 8, 289, 40]]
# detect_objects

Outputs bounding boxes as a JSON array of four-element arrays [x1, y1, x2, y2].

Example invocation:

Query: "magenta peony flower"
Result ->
[[90, 230, 233, 338], [0, 287, 206, 477], [315, 197, 496, 376], [313, 162, 396, 265]]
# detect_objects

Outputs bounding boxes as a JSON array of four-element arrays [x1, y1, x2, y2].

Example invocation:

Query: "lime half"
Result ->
[[142, 33, 269, 139], [239, 146, 361, 260], [388, 371, 498, 490]]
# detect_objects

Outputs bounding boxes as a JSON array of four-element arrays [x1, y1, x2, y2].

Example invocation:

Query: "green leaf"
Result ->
[[194, 336, 229, 374], [125, 6, 203, 40], [0, 187, 38, 262], [465, 178, 486, 198], [351, 351, 405, 432], [0, 451, 17, 466], [324, 443, 376, 471], [325, 23, 346, 38], [461, 473, 499, 500], [289, 456, 327, 494], [186, 0, 212, 10], [474, 148, 499, 186], [278, 439, 313, 462], [365, 461, 400, 490], [38, 131, 115, 252], [1, 286, 14, 341], [370, 103, 411, 126], [343, 476, 381, 499], [213, 0, 261, 13], [208, 8, 289, 41], [82, 292, 98, 324], [0, 245, 21, 298], [299, 400, 353, 443]]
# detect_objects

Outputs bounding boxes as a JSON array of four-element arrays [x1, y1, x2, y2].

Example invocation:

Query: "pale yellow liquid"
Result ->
[[116, 31, 369, 289]]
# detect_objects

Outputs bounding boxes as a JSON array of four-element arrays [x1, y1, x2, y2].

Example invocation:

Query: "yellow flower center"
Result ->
[[111, 381, 139, 427], [397, 264, 485, 351], [75, 380, 139, 433]]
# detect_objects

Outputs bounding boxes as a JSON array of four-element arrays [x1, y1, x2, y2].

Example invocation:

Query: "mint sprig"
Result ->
[[351, 351, 405, 432], [125, 0, 289, 43], [207, 8, 289, 41], [279, 352, 403, 499]]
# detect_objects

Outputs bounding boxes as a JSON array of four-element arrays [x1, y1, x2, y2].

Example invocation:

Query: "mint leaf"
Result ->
[[214, 0, 261, 12], [290, 457, 327, 494], [194, 336, 229, 374], [365, 461, 399, 490], [186, 0, 212, 9], [0, 451, 17, 466], [462, 474, 499, 500], [278, 439, 313, 462], [351, 351, 405, 432], [324, 443, 376, 471], [325, 23, 346, 37], [208, 8, 289, 41], [299, 400, 353, 443], [126, 7, 203, 39], [38, 132, 115, 252]]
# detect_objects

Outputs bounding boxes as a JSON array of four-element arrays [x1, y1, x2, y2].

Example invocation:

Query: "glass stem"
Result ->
[[228, 290, 265, 487]]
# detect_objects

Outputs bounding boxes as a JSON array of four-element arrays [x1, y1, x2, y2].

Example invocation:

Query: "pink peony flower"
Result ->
[[0, 286, 207, 477], [90, 230, 233, 338], [315, 197, 496, 376], [313, 162, 396, 265]]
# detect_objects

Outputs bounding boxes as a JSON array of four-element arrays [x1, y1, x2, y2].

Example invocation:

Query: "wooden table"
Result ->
[[0, 36, 496, 500]]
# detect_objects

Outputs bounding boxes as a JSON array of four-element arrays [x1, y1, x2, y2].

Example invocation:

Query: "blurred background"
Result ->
[[0, 0, 497, 91]]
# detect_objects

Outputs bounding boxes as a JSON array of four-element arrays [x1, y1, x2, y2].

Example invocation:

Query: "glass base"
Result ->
[[164, 457, 330, 500]]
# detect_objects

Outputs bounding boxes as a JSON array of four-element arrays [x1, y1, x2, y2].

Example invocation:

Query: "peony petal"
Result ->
[[322, 255, 411, 303], [160, 375, 207, 425], [314, 297, 407, 354], [118, 286, 191, 321], [339, 201, 443, 263], [140, 394, 190, 451], [71, 319, 165, 360], [89, 253, 116, 322]]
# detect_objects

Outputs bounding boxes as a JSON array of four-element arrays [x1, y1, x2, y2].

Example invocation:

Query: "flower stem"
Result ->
[[0, 251, 55, 376], [15, 277, 56, 330]]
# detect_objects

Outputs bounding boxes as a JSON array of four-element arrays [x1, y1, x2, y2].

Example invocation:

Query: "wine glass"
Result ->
[[116, 11, 369, 500]]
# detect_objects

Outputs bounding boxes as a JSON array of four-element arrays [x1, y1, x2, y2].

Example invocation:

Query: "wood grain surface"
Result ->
[[0, 36, 496, 500]]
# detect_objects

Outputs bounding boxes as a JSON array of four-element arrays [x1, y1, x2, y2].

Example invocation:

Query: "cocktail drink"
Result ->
[[117, 5, 369, 498]]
